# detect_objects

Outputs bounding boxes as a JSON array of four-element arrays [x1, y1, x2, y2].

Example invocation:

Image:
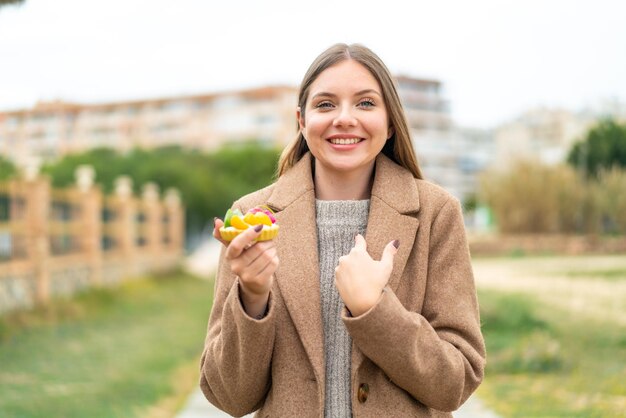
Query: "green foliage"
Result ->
[[0, 0, 25, 7], [41, 142, 281, 237], [42, 147, 125, 191], [0, 155, 17, 180], [595, 167, 626, 233], [480, 160, 626, 234], [480, 293, 563, 374], [480, 292, 548, 336], [462, 192, 478, 212], [567, 118, 626, 178], [479, 161, 585, 233], [479, 286, 626, 417]]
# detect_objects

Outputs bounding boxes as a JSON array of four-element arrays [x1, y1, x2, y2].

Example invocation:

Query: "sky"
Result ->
[[1, 0, 625, 129]]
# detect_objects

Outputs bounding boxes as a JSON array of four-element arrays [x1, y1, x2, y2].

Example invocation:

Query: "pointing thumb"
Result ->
[[380, 239, 399, 267]]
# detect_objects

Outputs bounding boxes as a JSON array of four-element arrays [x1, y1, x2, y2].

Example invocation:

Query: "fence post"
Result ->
[[164, 188, 184, 254], [22, 175, 51, 305], [75, 165, 103, 286], [142, 182, 162, 257], [114, 176, 136, 277]]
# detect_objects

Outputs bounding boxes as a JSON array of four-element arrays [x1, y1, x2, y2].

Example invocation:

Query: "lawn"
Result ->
[[0, 271, 214, 418], [474, 255, 626, 417]]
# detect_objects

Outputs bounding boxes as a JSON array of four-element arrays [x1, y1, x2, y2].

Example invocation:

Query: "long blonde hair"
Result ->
[[277, 43, 423, 179]]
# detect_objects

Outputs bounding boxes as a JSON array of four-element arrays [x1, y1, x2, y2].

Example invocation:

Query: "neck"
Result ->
[[313, 161, 375, 200]]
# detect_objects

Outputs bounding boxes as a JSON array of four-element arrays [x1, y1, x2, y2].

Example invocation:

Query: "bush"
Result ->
[[479, 161, 585, 233], [479, 161, 626, 235], [596, 167, 626, 234]]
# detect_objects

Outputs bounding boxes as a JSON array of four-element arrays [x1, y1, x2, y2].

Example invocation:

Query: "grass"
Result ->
[[562, 268, 626, 281], [0, 271, 214, 418], [477, 288, 626, 417]]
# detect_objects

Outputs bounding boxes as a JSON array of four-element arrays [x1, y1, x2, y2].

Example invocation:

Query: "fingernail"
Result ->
[[254, 224, 263, 232], [213, 217, 218, 225], [392, 239, 400, 249]]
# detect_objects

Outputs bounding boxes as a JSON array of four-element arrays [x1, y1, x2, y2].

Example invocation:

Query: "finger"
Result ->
[[213, 218, 229, 247], [353, 234, 367, 251], [255, 255, 279, 279], [250, 249, 279, 279], [226, 224, 263, 260], [380, 239, 400, 267], [240, 241, 276, 268], [232, 244, 277, 280]]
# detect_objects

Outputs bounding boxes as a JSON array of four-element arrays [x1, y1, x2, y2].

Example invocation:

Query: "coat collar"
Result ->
[[266, 152, 420, 214], [266, 152, 421, 387]]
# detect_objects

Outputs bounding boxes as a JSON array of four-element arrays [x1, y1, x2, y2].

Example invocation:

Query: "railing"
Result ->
[[0, 166, 184, 314]]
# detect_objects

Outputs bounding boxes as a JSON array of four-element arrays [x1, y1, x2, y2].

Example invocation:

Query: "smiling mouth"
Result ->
[[328, 137, 363, 145]]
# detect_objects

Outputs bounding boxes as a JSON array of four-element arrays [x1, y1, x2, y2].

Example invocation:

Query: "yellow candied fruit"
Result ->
[[230, 215, 250, 230], [253, 212, 272, 226], [243, 211, 272, 226], [243, 212, 256, 225]]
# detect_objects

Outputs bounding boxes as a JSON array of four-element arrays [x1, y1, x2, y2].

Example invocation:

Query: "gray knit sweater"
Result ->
[[315, 199, 370, 418]]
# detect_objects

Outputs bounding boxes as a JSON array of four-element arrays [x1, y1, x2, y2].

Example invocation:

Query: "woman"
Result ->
[[201, 43, 485, 417]]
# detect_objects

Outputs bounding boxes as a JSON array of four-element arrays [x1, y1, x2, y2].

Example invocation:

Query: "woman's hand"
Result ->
[[213, 218, 279, 318], [335, 234, 399, 317]]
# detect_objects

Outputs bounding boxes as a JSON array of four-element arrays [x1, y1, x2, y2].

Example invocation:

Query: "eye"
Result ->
[[358, 98, 375, 108], [315, 101, 334, 109]]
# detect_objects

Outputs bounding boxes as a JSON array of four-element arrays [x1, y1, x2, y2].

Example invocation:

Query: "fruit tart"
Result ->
[[219, 206, 279, 242]]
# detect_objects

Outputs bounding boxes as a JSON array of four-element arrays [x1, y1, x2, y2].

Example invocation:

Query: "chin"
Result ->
[[329, 160, 371, 174]]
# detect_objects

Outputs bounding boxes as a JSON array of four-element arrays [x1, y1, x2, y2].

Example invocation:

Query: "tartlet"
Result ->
[[219, 206, 279, 242]]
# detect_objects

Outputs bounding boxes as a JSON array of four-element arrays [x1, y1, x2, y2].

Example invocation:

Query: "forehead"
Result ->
[[309, 60, 382, 95]]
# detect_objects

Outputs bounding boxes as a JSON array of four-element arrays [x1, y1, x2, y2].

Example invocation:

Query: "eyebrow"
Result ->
[[311, 89, 382, 100]]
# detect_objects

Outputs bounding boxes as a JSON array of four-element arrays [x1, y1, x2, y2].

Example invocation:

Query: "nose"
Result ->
[[333, 105, 357, 128]]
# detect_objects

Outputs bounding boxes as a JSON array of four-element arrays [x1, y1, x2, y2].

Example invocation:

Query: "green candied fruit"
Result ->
[[223, 208, 243, 228]]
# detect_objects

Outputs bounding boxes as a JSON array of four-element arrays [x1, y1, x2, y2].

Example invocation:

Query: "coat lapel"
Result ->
[[365, 153, 420, 292], [266, 154, 326, 385], [353, 153, 421, 373]]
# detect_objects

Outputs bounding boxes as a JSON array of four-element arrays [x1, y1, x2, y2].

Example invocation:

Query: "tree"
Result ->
[[567, 118, 626, 178], [0, 0, 25, 9], [0, 155, 17, 180]]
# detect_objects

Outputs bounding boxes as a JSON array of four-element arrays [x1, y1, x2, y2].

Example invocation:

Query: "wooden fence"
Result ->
[[0, 166, 184, 314]]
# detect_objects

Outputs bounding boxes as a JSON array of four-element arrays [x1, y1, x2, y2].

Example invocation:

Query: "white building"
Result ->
[[0, 86, 298, 167], [397, 76, 492, 202]]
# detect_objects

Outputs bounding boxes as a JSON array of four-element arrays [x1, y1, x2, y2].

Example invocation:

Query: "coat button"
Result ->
[[357, 383, 369, 403]]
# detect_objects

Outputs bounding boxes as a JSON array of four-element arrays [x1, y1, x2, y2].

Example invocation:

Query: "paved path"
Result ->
[[178, 239, 499, 418]]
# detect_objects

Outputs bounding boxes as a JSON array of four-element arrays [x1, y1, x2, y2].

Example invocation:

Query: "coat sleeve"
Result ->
[[199, 244, 276, 417], [342, 197, 486, 412]]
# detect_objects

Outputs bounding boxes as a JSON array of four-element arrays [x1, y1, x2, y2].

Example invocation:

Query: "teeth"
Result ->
[[329, 138, 361, 145]]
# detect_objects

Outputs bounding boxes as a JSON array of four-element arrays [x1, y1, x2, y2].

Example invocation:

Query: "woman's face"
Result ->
[[298, 59, 393, 178]]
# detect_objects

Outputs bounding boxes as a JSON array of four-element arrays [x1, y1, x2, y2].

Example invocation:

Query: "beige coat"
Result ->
[[200, 152, 485, 417]]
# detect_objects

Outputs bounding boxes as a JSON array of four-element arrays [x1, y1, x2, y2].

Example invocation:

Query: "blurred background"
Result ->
[[0, 0, 625, 417]]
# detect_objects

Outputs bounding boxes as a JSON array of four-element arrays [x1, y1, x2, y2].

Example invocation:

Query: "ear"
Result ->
[[296, 106, 305, 131], [387, 125, 395, 140]]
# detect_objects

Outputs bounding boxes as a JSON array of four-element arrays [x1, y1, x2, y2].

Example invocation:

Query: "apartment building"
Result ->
[[0, 86, 298, 167], [492, 107, 593, 170], [396, 76, 492, 201]]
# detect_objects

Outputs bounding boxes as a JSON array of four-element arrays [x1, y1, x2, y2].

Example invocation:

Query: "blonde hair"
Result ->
[[277, 43, 423, 179]]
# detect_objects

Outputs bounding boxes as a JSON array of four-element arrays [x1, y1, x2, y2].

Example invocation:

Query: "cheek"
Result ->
[[366, 115, 391, 136], [304, 113, 330, 135]]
